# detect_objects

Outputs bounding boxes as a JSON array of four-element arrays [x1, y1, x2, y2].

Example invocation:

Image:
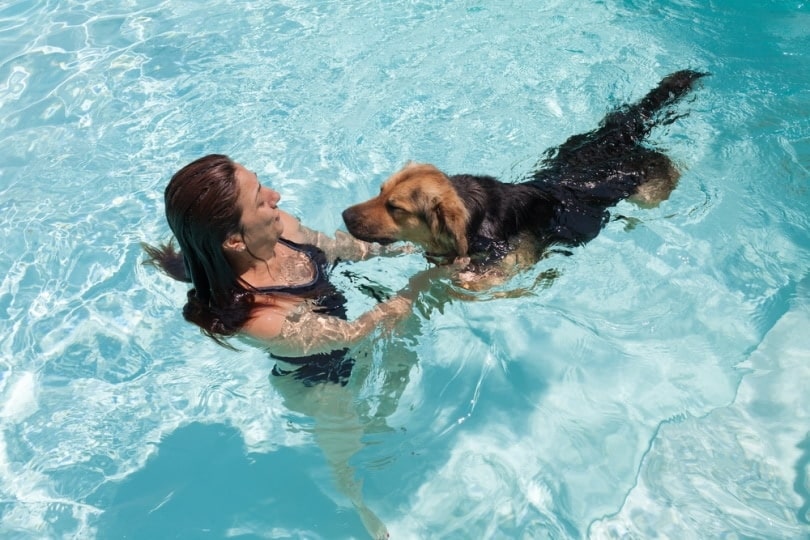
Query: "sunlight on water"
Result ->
[[1, 0, 809, 538]]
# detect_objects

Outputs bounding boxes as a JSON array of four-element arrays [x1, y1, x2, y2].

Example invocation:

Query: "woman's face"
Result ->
[[233, 163, 284, 256]]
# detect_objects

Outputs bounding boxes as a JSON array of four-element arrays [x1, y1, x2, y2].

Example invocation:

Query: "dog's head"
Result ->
[[342, 162, 470, 257]]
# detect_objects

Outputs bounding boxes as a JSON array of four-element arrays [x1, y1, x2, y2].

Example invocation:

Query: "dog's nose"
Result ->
[[341, 208, 356, 231]]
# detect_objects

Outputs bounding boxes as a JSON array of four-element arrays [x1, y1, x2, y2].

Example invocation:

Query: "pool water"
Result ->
[[1, 0, 809, 538]]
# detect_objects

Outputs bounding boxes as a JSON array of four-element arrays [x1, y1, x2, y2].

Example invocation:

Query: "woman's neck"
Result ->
[[229, 240, 312, 289]]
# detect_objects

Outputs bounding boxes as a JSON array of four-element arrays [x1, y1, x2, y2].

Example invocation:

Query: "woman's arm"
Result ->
[[239, 263, 452, 356], [241, 295, 412, 357], [279, 210, 410, 263]]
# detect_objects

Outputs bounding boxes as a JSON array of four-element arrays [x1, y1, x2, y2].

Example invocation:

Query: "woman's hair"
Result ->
[[142, 154, 257, 345]]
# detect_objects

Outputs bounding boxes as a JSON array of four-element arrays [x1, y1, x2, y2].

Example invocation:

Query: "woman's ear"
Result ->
[[222, 234, 246, 252]]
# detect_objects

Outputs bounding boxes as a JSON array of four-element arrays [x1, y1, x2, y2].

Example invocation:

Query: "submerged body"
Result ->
[[253, 238, 354, 385]]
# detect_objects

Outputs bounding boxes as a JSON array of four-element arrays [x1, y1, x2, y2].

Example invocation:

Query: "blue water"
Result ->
[[1, 0, 809, 538]]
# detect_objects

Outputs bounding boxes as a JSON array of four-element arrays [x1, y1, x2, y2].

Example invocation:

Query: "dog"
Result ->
[[342, 70, 708, 289]]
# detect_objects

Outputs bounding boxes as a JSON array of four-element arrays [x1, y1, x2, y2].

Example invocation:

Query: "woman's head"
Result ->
[[144, 154, 285, 342], [164, 154, 242, 305], [165, 154, 286, 276]]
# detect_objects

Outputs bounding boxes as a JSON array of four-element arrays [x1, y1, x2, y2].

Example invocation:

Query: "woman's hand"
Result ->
[[398, 262, 466, 317], [293, 222, 414, 263]]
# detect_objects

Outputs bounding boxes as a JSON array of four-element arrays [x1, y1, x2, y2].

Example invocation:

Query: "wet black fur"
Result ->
[[447, 69, 708, 261]]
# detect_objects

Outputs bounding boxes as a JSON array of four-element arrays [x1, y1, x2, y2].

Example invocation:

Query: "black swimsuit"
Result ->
[[257, 238, 354, 386]]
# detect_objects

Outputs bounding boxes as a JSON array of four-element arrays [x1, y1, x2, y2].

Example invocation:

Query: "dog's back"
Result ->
[[449, 174, 556, 245], [523, 69, 709, 246]]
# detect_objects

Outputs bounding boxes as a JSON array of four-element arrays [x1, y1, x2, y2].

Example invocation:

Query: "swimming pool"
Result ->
[[1, 0, 808, 537]]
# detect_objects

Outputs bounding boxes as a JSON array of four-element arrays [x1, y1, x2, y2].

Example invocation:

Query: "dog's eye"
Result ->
[[385, 201, 405, 214]]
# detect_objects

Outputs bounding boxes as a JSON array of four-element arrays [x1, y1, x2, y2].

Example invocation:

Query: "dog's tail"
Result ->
[[534, 69, 709, 175], [603, 69, 710, 143]]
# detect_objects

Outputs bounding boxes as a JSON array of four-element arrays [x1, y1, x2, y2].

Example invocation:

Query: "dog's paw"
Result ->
[[452, 256, 471, 268]]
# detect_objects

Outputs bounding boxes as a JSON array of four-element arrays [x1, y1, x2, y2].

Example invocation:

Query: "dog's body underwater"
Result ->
[[342, 70, 708, 283]]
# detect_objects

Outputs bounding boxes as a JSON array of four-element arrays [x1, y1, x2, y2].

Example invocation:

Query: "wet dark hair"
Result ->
[[142, 154, 258, 346]]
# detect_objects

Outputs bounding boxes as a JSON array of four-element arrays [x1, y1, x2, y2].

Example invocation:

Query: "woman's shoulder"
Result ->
[[241, 296, 301, 341], [241, 308, 285, 342]]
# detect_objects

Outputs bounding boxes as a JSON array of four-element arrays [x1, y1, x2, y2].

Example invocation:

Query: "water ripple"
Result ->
[[1, 0, 809, 538]]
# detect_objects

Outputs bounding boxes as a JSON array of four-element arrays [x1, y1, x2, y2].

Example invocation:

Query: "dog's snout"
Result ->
[[341, 204, 395, 245], [342, 206, 368, 238], [341, 207, 357, 230]]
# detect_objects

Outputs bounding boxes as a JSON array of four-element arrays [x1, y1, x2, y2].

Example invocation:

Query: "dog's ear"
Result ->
[[404, 164, 469, 257], [426, 194, 469, 257]]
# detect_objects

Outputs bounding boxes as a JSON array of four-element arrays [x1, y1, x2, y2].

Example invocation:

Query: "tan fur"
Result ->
[[342, 163, 471, 256], [629, 161, 680, 208], [344, 163, 545, 292]]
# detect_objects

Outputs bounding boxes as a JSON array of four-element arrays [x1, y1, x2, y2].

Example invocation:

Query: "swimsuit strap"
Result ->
[[254, 238, 322, 293]]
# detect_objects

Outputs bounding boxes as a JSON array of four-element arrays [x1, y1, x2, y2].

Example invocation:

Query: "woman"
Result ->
[[144, 153, 436, 384], [144, 154, 443, 538]]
